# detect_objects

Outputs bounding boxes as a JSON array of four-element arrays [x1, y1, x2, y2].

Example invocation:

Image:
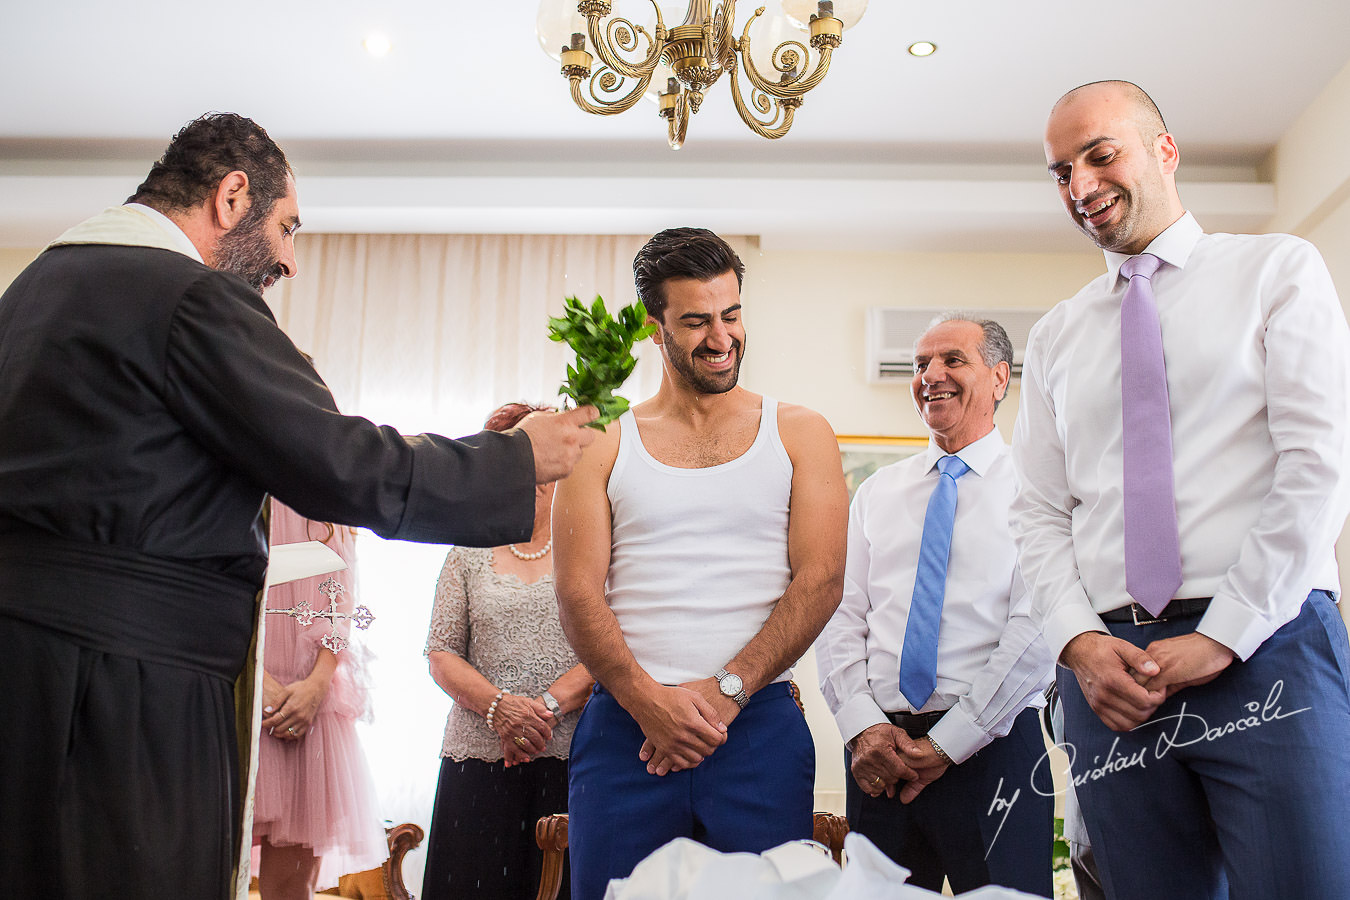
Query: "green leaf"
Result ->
[[549, 292, 651, 424]]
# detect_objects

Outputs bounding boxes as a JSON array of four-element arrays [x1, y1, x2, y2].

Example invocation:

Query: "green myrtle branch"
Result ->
[[548, 294, 656, 428]]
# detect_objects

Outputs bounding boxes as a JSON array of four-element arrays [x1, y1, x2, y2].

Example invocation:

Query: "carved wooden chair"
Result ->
[[314, 821, 425, 900], [533, 811, 849, 900]]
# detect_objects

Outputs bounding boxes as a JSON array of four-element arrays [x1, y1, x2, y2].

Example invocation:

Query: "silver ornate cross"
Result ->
[[265, 576, 375, 653]]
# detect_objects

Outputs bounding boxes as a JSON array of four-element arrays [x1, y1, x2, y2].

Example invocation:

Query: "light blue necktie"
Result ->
[[899, 454, 970, 710]]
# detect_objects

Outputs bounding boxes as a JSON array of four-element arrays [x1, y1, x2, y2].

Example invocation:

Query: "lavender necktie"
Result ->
[[1120, 253, 1182, 616]]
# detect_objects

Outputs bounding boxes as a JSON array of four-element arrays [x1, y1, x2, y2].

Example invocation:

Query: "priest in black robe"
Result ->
[[0, 113, 596, 899]]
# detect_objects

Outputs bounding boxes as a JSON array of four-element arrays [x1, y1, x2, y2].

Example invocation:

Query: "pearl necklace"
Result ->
[[508, 539, 552, 561]]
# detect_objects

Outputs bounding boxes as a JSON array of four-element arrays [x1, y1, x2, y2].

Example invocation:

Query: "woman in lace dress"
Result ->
[[422, 402, 593, 900]]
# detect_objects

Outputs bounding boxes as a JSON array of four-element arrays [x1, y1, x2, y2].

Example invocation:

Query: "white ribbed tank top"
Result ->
[[605, 397, 794, 685]]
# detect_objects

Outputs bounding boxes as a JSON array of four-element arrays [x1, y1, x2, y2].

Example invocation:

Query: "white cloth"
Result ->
[[605, 399, 793, 685], [49, 203, 203, 262], [603, 833, 1043, 900], [816, 428, 1051, 763], [1012, 213, 1350, 661]]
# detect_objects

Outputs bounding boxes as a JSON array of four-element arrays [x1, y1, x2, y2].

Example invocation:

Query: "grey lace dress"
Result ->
[[424, 545, 580, 760]]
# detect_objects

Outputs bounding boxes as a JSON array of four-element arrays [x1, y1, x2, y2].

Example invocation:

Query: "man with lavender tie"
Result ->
[[1014, 80, 1350, 899]]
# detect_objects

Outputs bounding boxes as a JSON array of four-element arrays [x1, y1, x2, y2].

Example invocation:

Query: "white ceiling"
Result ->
[[2, 0, 1347, 251]]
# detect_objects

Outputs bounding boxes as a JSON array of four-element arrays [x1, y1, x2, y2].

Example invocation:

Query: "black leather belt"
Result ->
[[1100, 598, 1211, 625], [885, 709, 947, 737]]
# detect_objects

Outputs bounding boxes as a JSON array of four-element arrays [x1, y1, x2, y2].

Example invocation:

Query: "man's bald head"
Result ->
[[1043, 80, 1184, 254], [1052, 81, 1168, 149]]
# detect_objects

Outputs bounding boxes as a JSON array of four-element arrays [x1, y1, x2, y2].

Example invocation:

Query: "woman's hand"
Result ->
[[261, 671, 289, 720], [491, 693, 554, 755], [261, 673, 330, 742], [500, 733, 535, 767]]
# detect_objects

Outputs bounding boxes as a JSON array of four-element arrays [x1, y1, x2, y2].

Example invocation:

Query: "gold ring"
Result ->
[[287, 727, 296, 735], [871, 776, 882, 786], [513, 736, 527, 747]]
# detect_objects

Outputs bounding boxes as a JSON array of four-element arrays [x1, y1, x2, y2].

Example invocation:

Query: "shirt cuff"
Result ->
[[927, 707, 992, 765], [1042, 604, 1111, 663], [835, 694, 889, 745], [1195, 595, 1281, 661]]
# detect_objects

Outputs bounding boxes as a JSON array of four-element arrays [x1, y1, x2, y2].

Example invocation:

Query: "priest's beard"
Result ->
[[214, 202, 283, 293]]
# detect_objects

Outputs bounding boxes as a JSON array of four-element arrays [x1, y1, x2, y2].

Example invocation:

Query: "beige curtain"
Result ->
[[266, 232, 660, 435], [262, 232, 659, 891]]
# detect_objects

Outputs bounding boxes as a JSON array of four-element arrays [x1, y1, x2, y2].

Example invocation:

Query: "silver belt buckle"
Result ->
[[1131, 603, 1167, 626]]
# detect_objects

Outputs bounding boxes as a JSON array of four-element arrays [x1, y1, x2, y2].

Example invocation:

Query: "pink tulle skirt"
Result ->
[[251, 653, 388, 888], [252, 504, 387, 889]]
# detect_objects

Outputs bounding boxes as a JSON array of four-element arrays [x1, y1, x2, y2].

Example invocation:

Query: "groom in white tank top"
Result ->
[[554, 228, 848, 900]]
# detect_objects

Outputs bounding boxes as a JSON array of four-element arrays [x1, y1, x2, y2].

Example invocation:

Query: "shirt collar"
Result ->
[[1103, 211, 1202, 284], [124, 202, 204, 264], [923, 426, 1005, 478]]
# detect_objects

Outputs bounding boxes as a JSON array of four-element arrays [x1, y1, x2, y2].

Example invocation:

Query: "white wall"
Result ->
[[1265, 57, 1350, 627], [741, 246, 1103, 436], [0, 248, 37, 286], [1265, 58, 1350, 241]]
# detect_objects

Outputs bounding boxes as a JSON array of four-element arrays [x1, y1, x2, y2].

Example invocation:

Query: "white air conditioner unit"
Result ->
[[866, 307, 1049, 384]]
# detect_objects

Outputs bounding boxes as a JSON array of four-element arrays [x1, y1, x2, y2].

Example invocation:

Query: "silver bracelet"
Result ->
[[485, 689, 506, 731], [541, 690, 562, 716]]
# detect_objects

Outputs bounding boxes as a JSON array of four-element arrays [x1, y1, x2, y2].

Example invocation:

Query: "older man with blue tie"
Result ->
[[817, 313, 1054, 897]]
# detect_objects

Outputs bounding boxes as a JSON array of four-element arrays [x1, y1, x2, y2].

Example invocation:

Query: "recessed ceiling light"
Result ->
[[908, 41, 937, 57], [363, 32, 393, 58]]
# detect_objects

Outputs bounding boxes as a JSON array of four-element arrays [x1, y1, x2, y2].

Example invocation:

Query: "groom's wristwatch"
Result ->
[[715, 668, 749, 709]]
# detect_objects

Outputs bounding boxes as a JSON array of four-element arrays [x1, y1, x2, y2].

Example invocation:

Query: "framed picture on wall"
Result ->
[[837, 435, 927, 500]]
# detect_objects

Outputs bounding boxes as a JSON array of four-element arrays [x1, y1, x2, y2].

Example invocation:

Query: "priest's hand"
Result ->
[[517, 406, 601, 484]]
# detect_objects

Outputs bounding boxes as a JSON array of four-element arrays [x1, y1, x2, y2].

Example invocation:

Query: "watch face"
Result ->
[[720, 673, 743, 696]]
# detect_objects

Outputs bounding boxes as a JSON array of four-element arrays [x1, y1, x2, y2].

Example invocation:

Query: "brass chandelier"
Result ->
[[541, 1, 866, 149]]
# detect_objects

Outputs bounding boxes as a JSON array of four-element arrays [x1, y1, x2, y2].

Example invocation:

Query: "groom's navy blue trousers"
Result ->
[[567, 681, 814, 900]]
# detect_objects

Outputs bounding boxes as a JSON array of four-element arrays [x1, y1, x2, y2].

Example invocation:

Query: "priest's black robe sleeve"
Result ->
[[162, 269, 534, 547]]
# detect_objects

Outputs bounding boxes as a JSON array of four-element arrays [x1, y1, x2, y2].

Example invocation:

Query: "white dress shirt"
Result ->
[[816, 428, 1052, 764], [1012, 213, 1350, 662]]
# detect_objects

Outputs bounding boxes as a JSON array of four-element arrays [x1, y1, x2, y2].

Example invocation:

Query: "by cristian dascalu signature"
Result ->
[[982, 679, 1309, 858]]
